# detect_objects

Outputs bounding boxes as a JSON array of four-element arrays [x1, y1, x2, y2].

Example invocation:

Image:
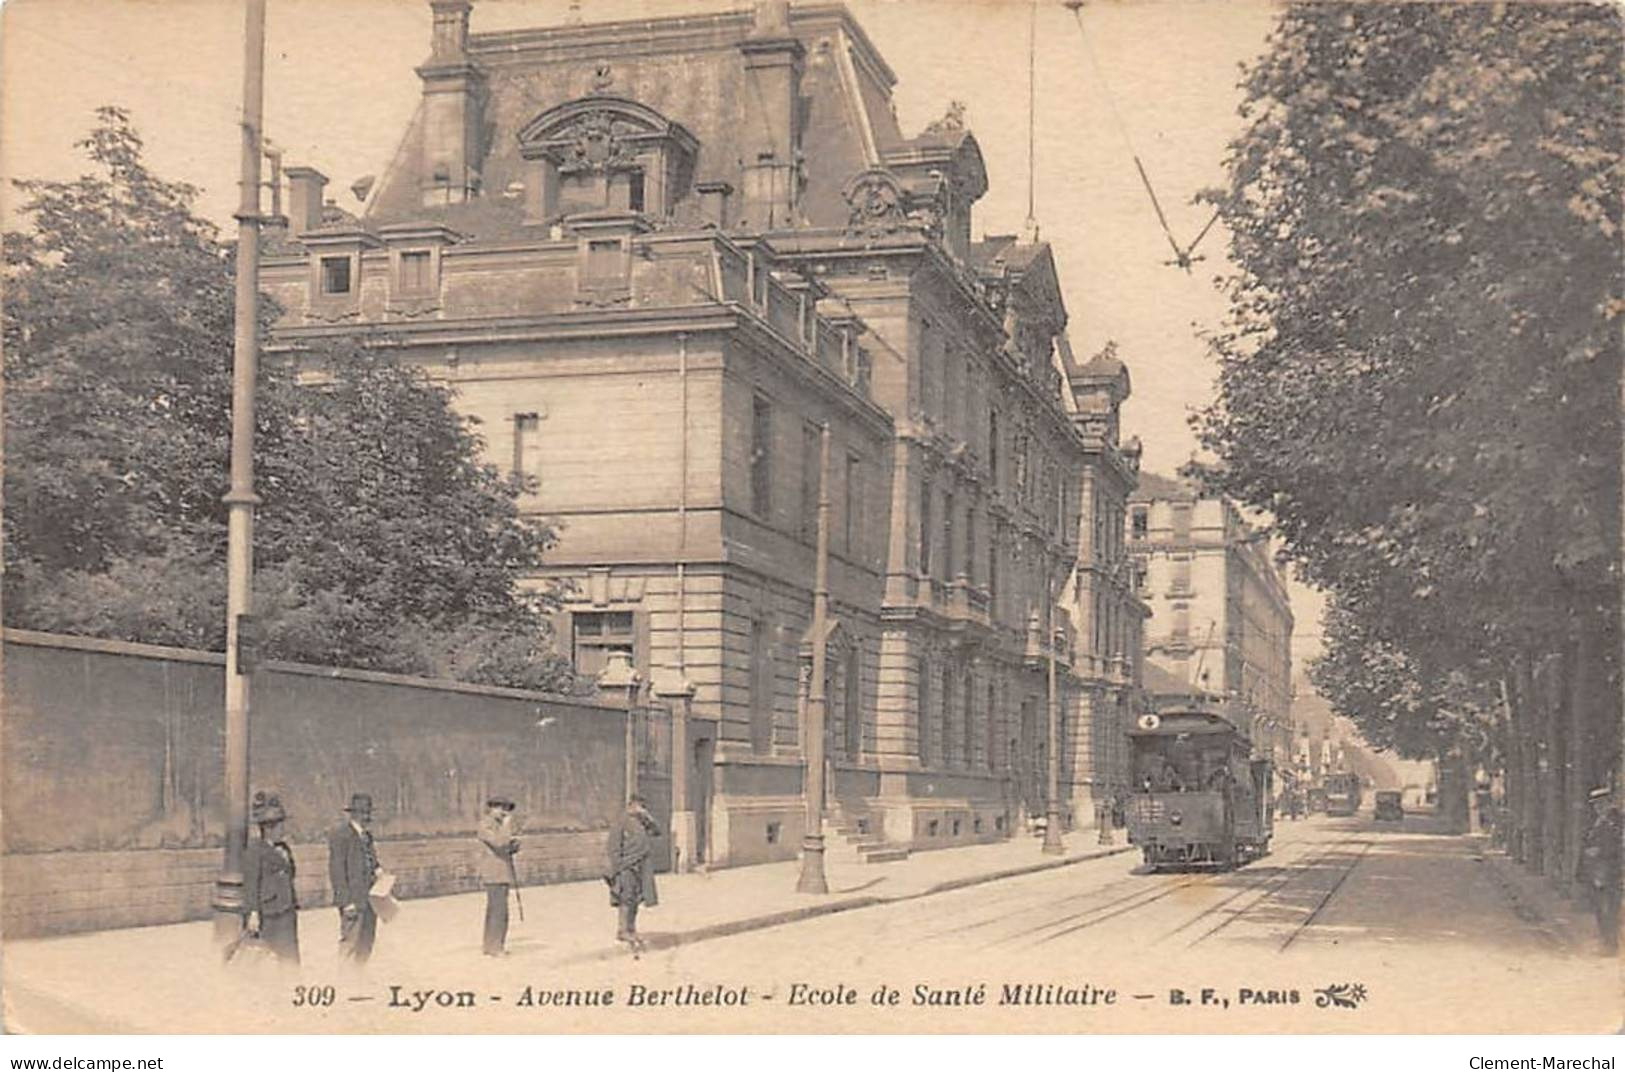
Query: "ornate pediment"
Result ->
[[517, 95, 698, 175], [842, 169, 908, 238]]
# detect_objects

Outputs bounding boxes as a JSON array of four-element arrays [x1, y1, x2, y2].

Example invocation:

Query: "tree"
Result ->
[[4, 108, 576, 691], [1193, 4, 1621, 850]]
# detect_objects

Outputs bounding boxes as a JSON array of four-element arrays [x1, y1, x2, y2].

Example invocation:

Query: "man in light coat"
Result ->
[[476, 795, 520, 956]]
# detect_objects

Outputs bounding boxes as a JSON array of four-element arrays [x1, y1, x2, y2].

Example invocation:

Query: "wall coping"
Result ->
[[2, 628, 622, 711]]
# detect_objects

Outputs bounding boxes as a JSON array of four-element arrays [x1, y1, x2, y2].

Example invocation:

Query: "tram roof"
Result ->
[[1129, 709, 1243, 738]]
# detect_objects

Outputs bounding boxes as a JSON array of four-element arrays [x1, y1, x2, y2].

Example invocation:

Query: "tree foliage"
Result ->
[[4, 107, 576, 691], [1193, 5, 1621, 754]]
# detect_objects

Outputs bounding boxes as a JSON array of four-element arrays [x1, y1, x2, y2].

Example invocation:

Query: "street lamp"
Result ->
[[797, 423, 833, 894], [213, 0, 266, 951], [597, 652, 643, 804]]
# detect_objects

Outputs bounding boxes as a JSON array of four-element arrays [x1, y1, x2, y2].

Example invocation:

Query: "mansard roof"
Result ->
[[364, 3, 910, 239]]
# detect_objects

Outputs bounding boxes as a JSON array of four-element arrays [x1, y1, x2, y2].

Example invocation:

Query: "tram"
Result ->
[[1323, 772, 1363, 817], [1126, 708, 1274, 871]]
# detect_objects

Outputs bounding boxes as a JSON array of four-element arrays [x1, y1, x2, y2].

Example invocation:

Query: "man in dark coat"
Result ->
[[605, 795, 661, 948], [329, 793, 381, 963], [1579, 785, 1621, 955], [244, 791, 300, 964], [476, 795, 520, 956]]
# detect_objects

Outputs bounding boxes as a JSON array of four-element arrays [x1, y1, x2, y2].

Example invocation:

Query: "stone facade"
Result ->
[[1126, 473, 1295, 767], [262, 1, 1146, 868]]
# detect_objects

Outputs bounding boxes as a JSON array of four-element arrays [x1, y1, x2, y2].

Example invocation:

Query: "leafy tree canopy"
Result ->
[[1191, 5, 1621, 749], [4, 107, 576, 691]]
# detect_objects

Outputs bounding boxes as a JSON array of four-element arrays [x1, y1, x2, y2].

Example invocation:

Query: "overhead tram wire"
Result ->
[[1061, 0, 1220, 272]]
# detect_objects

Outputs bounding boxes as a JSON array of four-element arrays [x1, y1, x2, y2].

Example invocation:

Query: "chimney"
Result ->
[[285, 166, 328, 234], [696, 181, 734, 229], [736, 0, 803, 231], [416, 0, 486, 207]]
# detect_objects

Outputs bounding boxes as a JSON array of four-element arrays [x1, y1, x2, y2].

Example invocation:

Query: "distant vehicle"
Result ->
[[1374, 790, 1404, 822], [1324, 772, 1362, 817], [1127, 708, 1273, 871]]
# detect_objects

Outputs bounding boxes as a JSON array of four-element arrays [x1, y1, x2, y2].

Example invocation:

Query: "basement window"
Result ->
[[320, 256, 352, 295]]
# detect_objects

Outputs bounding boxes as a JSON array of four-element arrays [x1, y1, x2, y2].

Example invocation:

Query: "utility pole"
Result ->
[[797, 423, 832, 893], [213, 0, 266, 948]]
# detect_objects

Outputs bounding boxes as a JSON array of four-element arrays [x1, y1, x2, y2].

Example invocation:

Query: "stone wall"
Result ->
[[1, 630, 650, 936]]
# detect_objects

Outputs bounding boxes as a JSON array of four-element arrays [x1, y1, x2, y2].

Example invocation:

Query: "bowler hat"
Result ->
[[343, 792, 374, 816], [251, 790, 286, 825], [487, 794, 516, 811]]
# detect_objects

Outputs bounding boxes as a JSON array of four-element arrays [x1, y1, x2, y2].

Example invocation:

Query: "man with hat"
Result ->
[[329, 792, 382, 963], [244, 790, 300, 964], [604, 795, 661, 949], [1579, 783, 1620, 955], [476, 794, 521, 956]]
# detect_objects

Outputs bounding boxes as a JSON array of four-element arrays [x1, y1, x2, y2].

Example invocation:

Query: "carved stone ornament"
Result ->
[[906, 181, 948, 240], [555, 110, 639, 175], [842, 169, 907, 238], [921, 100, 968, 137]]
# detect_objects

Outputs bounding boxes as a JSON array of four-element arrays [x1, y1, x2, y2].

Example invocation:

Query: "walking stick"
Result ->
[[507, 852, 525, 923]]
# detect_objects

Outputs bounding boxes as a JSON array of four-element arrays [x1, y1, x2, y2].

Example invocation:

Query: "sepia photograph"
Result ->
[[0, 0, 1620, 1050]]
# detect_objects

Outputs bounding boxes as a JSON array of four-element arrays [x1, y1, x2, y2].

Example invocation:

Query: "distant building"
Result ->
[[1126, 472, 1293, 766], [261, 0, 1146, 868]]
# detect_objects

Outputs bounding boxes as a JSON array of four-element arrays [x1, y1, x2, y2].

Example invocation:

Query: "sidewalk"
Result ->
[[3, 834, 1133, 1033], [1471, 835, 1606, 957]]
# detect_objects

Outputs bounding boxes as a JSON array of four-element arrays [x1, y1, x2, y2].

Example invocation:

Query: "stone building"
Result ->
[[261, 0, 1146, 868], [1126, 472, 1294, 766]]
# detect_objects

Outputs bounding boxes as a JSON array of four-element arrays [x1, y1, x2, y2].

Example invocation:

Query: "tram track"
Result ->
[[1276, 836, 1377, 951], [1178, 832, 1374, 948]]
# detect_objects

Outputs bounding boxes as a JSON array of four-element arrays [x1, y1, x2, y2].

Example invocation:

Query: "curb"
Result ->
[[566, 843, 1135, 964]]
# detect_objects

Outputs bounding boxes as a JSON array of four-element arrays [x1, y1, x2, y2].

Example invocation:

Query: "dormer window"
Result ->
[[518, 96, 698, 223], [399, 250, 432, 292], [320, 256, 352, 295]]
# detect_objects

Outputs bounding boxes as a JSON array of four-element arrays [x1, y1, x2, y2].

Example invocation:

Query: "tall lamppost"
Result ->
[[797, 423, 832, 894], [213, 0, 266, 948], [598, 653, 643, 804]]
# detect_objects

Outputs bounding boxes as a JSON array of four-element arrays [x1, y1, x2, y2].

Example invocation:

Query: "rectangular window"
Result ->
[[844, 454, 861, 558], [919, 483, 933, 578], [1172, 503, 1193, 540], [943, 492, 956, 581], [399, 250, 432, 292], [988, 410, 1000, 483], [512, 412, 540, 481], [572, 611, 635, 679], [987, 527, 999, 611], [1173, 556, 1192, 593], [1172, 604, 1191, 643], [801, 422, 821, 544], [750, 395, 773, 518], [320, 256, 352, 295], [964, 506, 976, 586], [917, 657, 932, 765], [942, 666, 955, 765], [627, 171, 646, 213], [750, 618, 773, 754], [962, 670, 974, 769], [986, 681, 998, 771]]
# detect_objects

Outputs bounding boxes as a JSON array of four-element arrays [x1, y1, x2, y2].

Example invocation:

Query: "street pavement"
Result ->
[[3, 815, 1617, 1033]]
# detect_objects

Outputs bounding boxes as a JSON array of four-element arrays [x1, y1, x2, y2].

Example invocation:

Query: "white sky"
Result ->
[[0, 0, 1327, 666]]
